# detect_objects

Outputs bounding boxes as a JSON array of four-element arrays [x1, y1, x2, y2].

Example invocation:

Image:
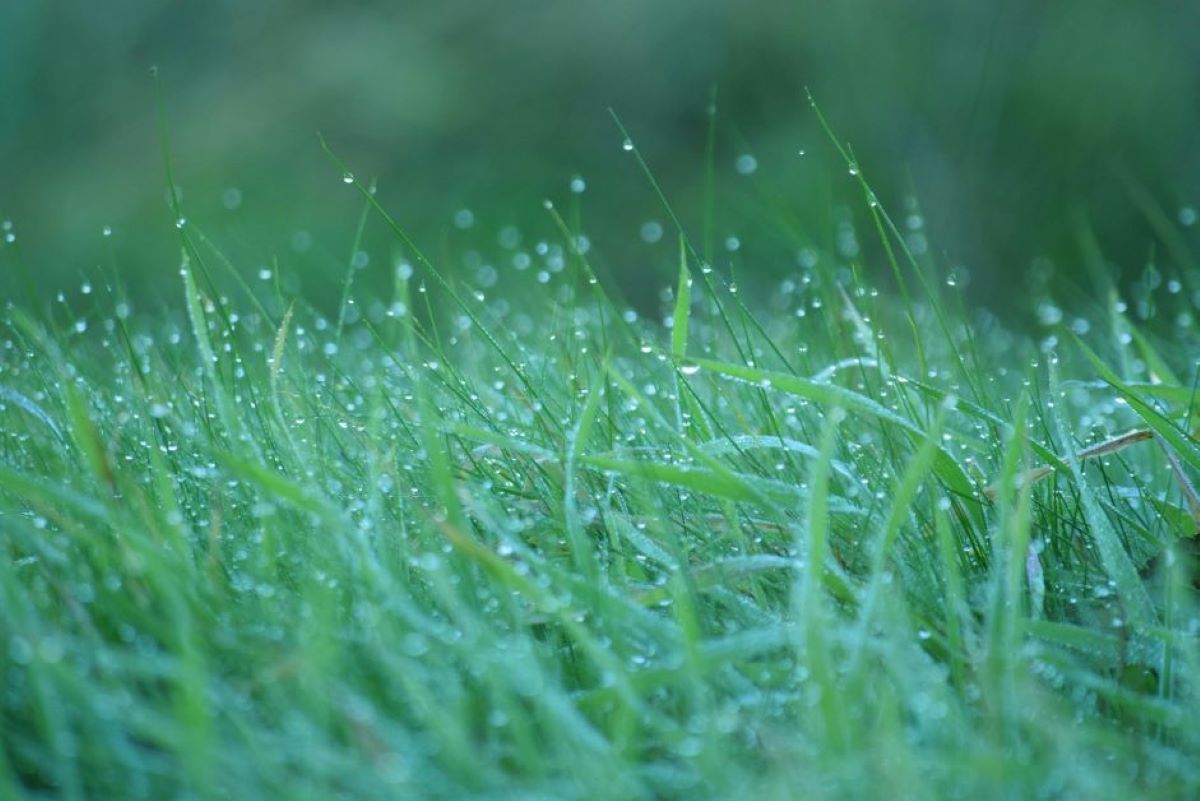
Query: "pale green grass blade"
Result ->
[[671, 236, 691, 360]]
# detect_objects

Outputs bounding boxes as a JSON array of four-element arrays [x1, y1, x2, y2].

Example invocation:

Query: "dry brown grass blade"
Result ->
[[984, 428, 1152, 501], [1153, 433, 1200, 532]]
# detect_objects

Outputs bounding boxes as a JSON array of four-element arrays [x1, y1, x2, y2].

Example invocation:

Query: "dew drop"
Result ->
[[640, 221, 663, 244], [1036, 302, 1063, 326], [735, 154, 758, 175]]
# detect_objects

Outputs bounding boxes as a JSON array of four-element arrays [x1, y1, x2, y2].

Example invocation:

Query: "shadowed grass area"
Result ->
[[1, 124, 1200, 799]]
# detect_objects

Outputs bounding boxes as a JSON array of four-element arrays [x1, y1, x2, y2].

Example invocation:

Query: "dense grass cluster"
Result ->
[[2, 141, 1200, 799]]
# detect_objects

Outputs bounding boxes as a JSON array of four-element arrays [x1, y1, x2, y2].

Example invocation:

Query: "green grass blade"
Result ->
[[690, 356, 974, 497]]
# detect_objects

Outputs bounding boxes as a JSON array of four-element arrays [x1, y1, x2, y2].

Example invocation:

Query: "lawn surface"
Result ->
[[2, 140, 1200, 799]]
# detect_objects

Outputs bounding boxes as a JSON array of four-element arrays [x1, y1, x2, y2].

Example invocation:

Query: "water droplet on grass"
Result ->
[[640, 221, 663, 243], [453, 208, 475, 229], [1037, 303, 1063, 326]]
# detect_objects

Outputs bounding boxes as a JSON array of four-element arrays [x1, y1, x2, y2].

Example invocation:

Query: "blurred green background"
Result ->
[[2, 0, 1198, 309]]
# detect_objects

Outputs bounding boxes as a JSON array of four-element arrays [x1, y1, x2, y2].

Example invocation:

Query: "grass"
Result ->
[[2, 118, 1200, 800]]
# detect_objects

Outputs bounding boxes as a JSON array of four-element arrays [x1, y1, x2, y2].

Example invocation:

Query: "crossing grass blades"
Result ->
[[1, 107, 1199, 799]]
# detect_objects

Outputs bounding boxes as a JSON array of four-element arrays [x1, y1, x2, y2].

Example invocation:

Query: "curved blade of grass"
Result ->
[[446, 422, 557, 462], [582, 454, 861, 516], [690, 356, 974, 498], [897, 374, 1064, 468], [0, 385, 64, 443], [1075, 338, 1200, 472], [697, 434, 862, 486]]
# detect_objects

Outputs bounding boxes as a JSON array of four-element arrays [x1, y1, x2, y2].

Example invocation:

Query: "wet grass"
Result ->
[[2, 129, 1200, 799]]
